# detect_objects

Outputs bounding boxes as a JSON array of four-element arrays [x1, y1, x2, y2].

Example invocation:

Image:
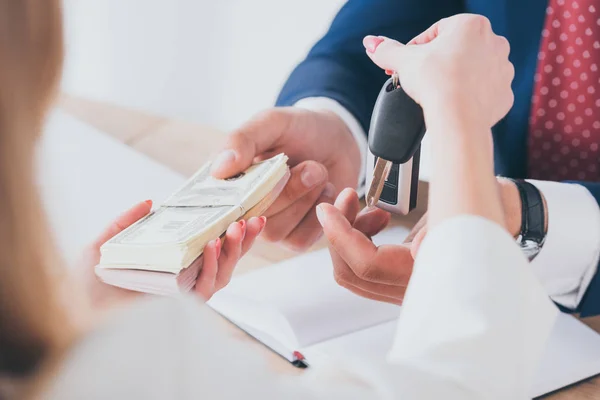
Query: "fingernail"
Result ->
[[316, 205, 325, 226], [322, 182, 336, 198], [215, 238, 222, 258], [385, 69, 394, 75], [238, 220, 246, 240], [364, 36, 385, 53], [314, 231, 324, 243], [301, 164, 327, 188], [210, 150, 236, 173], [259, 216, 267, 230], [144, 199, 153, 207]]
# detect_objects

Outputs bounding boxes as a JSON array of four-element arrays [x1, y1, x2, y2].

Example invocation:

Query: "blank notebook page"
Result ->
[[209, 227, 600, 399]]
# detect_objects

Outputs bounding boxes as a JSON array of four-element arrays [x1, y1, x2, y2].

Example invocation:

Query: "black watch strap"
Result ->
[[511, 179, 546, 244]]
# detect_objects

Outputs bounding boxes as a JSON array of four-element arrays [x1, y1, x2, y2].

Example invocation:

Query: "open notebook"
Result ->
[[208, 227, 600, 399]]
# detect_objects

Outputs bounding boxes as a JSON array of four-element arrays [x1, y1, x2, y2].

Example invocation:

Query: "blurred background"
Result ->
[[61, 0, 346, 132], [51, 0, 432, 260], [47, 0, 350, 263]]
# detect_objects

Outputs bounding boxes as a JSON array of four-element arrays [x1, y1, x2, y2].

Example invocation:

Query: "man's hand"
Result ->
[[407, 178, 546, 258], [316, 179, 544, 305], [317, 188, 413, 305], [210, 107, 362, 251]]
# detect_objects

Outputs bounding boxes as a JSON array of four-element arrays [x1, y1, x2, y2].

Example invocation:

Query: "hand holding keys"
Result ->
[[366, 73, 426, 214]]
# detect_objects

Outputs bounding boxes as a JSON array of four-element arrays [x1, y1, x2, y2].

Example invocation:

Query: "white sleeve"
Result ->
[[528, 180, 600, 310], [388, 215, 558, 399], [183, 213, 557, 400], [51, 217, 557, 400], [294, 97, 368, 197]]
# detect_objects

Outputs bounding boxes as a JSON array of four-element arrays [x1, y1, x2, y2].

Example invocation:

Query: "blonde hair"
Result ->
[[0, 0, 71, 383]]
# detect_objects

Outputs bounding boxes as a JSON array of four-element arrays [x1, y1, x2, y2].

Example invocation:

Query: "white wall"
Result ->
[[62, 0, 346, 131]]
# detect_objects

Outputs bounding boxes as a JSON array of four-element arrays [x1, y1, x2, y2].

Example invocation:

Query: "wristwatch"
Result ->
[[509, 179, 547, 261]]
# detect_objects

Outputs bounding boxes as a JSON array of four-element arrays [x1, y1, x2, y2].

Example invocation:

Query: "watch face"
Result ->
[[518, 237, 542, 261]]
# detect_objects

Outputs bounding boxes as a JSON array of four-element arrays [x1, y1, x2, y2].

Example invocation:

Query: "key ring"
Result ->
[[392, 72, 400, 88]]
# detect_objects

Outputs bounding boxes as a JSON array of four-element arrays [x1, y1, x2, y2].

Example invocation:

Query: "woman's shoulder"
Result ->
[[45, 296, 220, 399]]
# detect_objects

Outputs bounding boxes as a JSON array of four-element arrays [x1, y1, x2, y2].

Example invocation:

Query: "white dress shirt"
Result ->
[[294, 97, 600, 311], [47, 216, 557, 400]]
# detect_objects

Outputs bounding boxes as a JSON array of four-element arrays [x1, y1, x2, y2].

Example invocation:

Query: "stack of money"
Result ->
[[95, 153, 290, 295]]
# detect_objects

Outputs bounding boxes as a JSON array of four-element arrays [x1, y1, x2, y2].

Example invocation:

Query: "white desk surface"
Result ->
[[38, 110, 185, 265], [37, 106, 600, 399]]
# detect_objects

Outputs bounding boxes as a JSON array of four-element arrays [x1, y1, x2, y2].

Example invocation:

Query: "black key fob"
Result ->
[[368, 78, 426, 164]]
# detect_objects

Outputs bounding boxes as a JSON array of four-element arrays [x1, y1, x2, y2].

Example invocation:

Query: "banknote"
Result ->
[[163, 153, 287, 208], [97, 153, 290, 279], [107, 205, 237, 246]]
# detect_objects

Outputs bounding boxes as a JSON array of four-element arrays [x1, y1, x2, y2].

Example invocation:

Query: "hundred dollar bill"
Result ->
[[163, 153, 287, 209], [112, 206, 236, 246], [97, 153, 290, 276], [100, 206, 239, 271]]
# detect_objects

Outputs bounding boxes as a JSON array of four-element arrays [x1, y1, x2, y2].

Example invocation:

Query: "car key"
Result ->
[[366, 74, 426, 213]]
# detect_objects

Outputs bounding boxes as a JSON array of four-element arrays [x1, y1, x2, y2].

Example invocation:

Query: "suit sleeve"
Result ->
[[574, 181, 600, 317], [275, 0, 464, 133], [530, 180, 600, 318]]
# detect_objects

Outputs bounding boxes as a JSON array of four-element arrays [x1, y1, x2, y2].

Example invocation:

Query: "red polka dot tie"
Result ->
[[529, 0, 600, 181]]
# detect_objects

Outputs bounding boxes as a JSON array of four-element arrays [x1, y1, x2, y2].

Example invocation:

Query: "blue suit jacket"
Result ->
[[276, 0, 600, 317]]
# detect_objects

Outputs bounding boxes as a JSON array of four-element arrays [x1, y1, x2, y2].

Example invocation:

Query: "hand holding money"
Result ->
[[95, 154, 290, 296], [80, 202, 267, 310], [210, 108, 362, 251]]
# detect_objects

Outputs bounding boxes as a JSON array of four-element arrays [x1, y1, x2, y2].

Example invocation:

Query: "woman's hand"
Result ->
[[364, 14, 514, 231], [321, 14, 517, 304], [363, 13, 514, 132], [195, 215, 265, 298], [78, 200, 265, 311]]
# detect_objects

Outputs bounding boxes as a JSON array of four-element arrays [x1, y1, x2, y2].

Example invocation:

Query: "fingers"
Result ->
[[328, 187, 390, 239], [282, 183, 337, 251], [94, 200, 153, 247], [495, 35, 511, 59], [321, 189, 412, 303], [261, 161, 330, 247], [335, 188, 361, 225], [324, 189, 375, 296], [332, 240, 410, 301], [320, 202, 413, 284], [471, 14, 492, 34], [265, 161, 328, 216], [410, 226, 428, 260], [363, 36, 385, 53], [408, 20, 443, 45], [263, 184, 324, 242], [353, 207, 391, 238], [363, 35, 408, 72], [324, 188, 361, 279], [195, 239, 220, 300], [214, 221, 245, 290], [196, 217, 264, 299], [325, 189, 408, 300], [210, 109, 289, 179], [241, 217, 266, 256], [403, 213, 427, 244], [318, 202, 379, 276], [336, 280, 405, 305]]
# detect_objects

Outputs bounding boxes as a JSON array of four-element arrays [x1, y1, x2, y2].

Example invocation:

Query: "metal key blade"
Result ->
[[366, 157, 393, 208]]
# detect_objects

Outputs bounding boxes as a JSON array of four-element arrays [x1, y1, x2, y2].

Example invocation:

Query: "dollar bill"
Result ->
[[98, 153, 289, 275], [162, 154, 286, 208], [107, 205, 236, 246]]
